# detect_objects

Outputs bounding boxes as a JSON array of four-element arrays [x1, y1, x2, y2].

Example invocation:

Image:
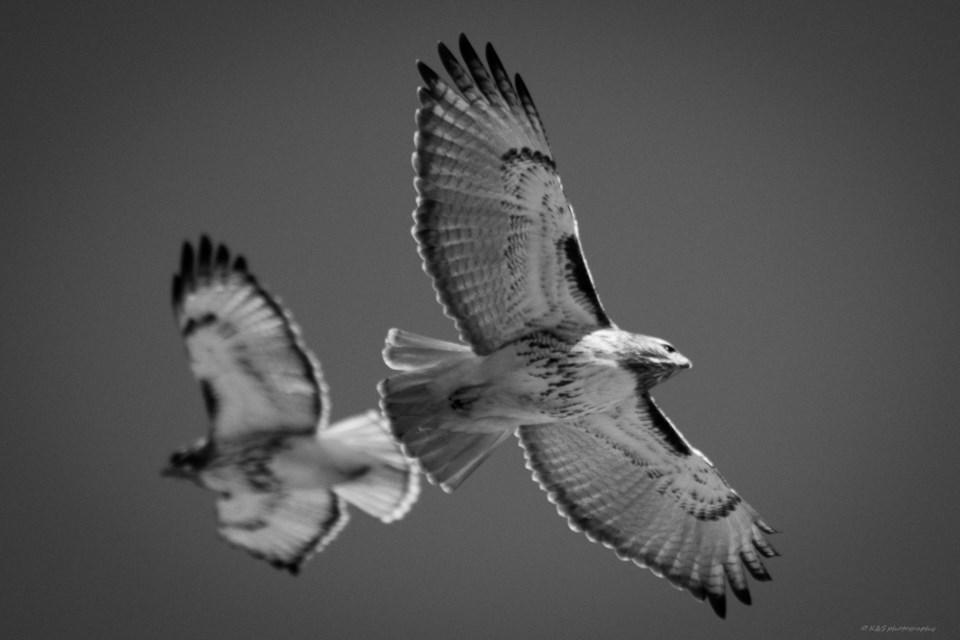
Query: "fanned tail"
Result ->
[[379, 329, 512, 492], [324, 411, 420, 523]]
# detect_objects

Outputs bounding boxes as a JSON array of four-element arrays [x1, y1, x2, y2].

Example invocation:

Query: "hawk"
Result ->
[[165, 236, 419, 573], [379, 35, 778, 617]]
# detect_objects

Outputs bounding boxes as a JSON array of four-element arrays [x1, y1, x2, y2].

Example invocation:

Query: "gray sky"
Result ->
[[3, 1, 959, 638]]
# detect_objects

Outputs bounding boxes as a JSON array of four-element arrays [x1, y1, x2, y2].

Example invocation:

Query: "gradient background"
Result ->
[[3, 2, 958, 638]]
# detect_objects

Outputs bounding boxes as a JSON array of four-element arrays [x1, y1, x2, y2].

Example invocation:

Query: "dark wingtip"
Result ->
[[417, 60, 440, 88], [197, 235, 213, 278], [179, 240, 194, 280], [214, 242, 230, 272], [731, 585, 753, 606], [174, 236, 249, 310], [171, 274, 183, 308], [233, 254, 248, 273], [515, 72, 530, 97], [173, 240, 195, 308], [436, 40, 462, 83], [484, 41, 501, 70], [271, 559, 301, 575], [708, 592, 727, 619], [458, 33, 480, 66], [437, 40, 456, 65]]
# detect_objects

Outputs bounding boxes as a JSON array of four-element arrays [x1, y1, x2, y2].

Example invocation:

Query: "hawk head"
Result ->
[[617, 335, 692, 388], [162, 439, 214, 482]]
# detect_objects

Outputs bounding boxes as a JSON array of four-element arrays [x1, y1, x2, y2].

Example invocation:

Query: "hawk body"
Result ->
[[166, 237, 419, 573], [380, 35, 777, 617]]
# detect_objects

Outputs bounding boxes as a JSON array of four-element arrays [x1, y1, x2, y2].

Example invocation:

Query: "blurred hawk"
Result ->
[[165, 236, 419, 573], [379, 35, 778, 617]]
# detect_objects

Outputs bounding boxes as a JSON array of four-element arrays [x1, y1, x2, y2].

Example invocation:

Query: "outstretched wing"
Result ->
[[172, 236, 328, 439], [216, 485, 348, 574], [518, 394, 778, 618], [414, 34, 612, 355]]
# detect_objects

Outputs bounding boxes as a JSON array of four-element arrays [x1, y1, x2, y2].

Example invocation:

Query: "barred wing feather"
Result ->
[[172, 236, 328, 438], [518, 395, 778, 618], [414, 35, 611, 354], [216, 486, 348, 574]]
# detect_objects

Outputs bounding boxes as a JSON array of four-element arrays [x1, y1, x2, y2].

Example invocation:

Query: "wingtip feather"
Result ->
[[197, 235, 213, 277], [708, 592, 727, 619], [233, 254, 248, 273], [417, 60, 440, 88]]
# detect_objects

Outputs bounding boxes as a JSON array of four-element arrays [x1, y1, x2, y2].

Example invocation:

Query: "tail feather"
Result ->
[[383, 328, 472, 370], [334, 464, 418, 523], [379, 329, 511, 492], [323, 410, 420, 522], [413, 428, 514, 491]]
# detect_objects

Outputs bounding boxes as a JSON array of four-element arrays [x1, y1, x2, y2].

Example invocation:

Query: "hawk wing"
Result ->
[[216, 485, 348, 574], [414, 34, 612, 355], [518, 394, 778, 618], [172, 236, 328, 439]]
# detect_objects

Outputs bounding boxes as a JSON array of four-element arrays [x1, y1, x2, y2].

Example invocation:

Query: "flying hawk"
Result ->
[[379, 35, 777, 617], [165, 236, 419, 573]]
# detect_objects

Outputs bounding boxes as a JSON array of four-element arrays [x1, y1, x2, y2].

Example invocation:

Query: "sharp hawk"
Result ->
[[379, 35, 777, 617], [165, 236, 419, 573]]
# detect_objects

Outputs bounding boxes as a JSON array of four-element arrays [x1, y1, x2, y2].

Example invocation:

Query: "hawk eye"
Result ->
[[663, 344, 677, 354]]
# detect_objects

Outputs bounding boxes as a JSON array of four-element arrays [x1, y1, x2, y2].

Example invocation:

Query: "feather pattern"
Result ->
[[414, 34, 611, 355], [519, 395, 778, 618], [215, 480, 349, 574], [172, 236, 327, 438]]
